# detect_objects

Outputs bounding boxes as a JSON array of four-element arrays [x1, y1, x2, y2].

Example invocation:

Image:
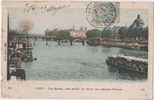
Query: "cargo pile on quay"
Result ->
[[8, 38, 33, 80]]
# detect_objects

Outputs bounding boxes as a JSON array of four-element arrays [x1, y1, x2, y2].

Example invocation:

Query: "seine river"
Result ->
[[23, 40, 147, 81]]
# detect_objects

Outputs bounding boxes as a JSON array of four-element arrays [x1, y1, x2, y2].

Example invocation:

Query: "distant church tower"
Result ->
[[131, 14, 144, 28], [129, 14, 144, 40]]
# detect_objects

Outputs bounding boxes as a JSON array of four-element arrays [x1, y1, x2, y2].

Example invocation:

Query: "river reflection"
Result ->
[[23, 40, 147, 81]]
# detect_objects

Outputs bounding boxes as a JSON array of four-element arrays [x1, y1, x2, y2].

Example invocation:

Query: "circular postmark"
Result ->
[[86, 2, 118, 28]]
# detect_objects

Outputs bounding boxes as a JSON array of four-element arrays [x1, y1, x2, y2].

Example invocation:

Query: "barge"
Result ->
[[106, 55, 148, 75]]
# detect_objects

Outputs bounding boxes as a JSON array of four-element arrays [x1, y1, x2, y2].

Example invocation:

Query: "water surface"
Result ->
[[23, 40, 147, 81]]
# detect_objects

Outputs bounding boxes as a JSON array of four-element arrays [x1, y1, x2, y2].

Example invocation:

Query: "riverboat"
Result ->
[[8, 38, 34, 80], [106, 55, 148, 75]]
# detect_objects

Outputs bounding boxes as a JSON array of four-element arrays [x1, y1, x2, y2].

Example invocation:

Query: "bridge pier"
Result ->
[[58, 40, 61, 45], [46, 41, 48, 46], [70, 40, 73, 46], [56, 39, 85, 46], [81, 40, 85, 46]]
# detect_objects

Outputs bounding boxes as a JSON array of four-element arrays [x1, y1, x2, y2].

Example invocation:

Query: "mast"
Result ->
[[7, 11, 10, 34], [7, 10, 10, 80]]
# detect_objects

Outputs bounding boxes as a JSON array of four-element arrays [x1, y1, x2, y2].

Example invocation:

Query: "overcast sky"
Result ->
[[9, 2, 148, 34]]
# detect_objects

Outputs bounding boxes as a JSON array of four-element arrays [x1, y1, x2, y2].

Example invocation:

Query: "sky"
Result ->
[[9, 2, 148, 35]]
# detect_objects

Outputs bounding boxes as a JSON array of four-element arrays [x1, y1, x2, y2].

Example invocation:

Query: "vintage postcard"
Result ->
[[1, 0, 154, 99]]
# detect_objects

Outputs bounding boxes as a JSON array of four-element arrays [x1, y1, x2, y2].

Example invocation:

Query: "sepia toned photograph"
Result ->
[[1, 1, 154, 99], [6, 2, 149, 81]]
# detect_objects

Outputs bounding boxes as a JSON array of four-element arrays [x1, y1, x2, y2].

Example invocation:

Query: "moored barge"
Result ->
[[106, 55, 148, 75]]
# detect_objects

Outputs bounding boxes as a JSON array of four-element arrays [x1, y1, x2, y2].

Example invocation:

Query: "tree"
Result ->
[[56, 30, 71, 40], [86, 29, 101, 39], [118, 27, 128, 39], [101, 28, 112, 38]]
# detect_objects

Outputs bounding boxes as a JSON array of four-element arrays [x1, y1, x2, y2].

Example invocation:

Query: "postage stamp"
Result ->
[[86, 2, 119, 27], [1, 1, 154, 99]]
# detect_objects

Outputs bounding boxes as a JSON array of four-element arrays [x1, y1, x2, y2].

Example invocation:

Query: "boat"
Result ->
[[106, 55, 148, 75]]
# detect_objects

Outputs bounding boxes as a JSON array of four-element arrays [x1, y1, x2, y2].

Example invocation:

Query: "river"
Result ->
[[23, 40, 148, 81]]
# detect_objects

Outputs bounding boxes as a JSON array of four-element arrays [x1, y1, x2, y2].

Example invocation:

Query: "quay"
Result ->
[[100, 39, 148, 51], [8, 38, 33, 80], [86, 38, 148, 51]]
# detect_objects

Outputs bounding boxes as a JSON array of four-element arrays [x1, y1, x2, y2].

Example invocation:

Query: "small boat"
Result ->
[[106, 55, 148, 75]]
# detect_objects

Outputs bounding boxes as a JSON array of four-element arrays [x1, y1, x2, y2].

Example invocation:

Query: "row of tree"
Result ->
[[86, 26, 148, 41], [9, 25, 148, 42], [118, 26, 148, 40], [45, 29, 71, 40]]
